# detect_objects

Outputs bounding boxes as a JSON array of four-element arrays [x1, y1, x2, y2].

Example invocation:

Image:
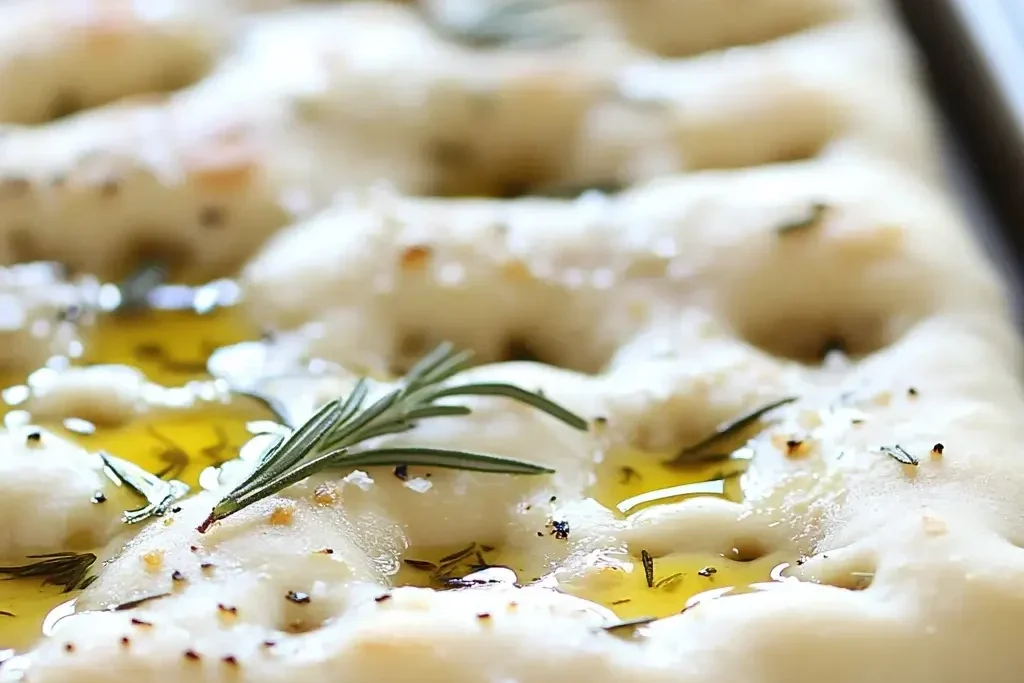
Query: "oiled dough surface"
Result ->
[[3, 2, 1024, 683], [0, 0, 938, 279]]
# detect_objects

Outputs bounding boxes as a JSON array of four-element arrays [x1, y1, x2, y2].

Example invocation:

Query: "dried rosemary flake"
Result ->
[[618, 466, 640, 484], [0, 552, 97, 593], [670, 397, 798, 466], [439, 543, 477, 565], [285, 591, 311, 605], [403, 559, 438, 572], [654, 572, 684, 590], [640, 550, 655, 588], [881, 444, 919, 466], [109, 592, 172, 611], [776, 202, 830, 235], [602, 616, 659, 633], [100, 452, 189, 525]]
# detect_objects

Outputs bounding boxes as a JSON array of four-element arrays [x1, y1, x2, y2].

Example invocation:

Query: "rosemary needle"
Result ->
[[198, 343, 588, 532], [668, 397, 797, 466], [100, 453, 190, 525], [111, 260, 167, 315], [0, 552, 97, 593]]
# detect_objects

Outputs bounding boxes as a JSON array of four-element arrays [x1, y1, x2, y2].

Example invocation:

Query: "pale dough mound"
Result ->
[[8, 159, 1024, 682], [0, 0, 937, 279], [3, 2, 1024, 683], [0, 425, 123, 559]]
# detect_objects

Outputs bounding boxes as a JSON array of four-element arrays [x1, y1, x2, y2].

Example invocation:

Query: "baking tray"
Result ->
[[894, 0, 1024, 317]]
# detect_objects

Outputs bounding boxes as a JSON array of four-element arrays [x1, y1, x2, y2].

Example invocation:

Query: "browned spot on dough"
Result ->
[[184, 126, 260, 194], [400, 245, 432, 272]]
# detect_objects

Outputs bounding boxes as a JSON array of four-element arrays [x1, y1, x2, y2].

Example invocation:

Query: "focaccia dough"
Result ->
[[0, 426, 123, 558], [0, 0, 938, 279], [4, 2, 1024, 683], [7, 153, 1024, 683]]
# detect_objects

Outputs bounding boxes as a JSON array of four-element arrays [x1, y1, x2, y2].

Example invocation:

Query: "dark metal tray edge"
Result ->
[[895, 0, 1024, 314]]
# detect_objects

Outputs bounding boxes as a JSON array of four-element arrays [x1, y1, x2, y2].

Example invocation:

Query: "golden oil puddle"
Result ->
[[390, 449, 775, 623], [0, 293, 270, 651], [393, 542, 531, 589], [0, 587, 75, 653], [558, 550, 789, 622], [575, 447, 782, 621], [0, 285, 789, 650], [589, 447, 747, 515], [81, 302, 256, 388]]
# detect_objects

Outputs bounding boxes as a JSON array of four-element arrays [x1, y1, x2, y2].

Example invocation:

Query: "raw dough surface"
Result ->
[[3, 2, 1023, 683]]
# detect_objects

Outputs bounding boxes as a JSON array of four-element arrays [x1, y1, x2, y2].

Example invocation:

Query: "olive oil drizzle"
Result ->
[[0, 277, 793, 653], [0, 284, 263, 651]]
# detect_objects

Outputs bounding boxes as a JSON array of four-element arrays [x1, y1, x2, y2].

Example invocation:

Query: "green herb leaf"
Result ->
[[668, 397, 797, 466], [100, 453, 190, 525], [881, 444, 919, 466], [197, 343, 586, 533], [111, 260, 167, 315], [108, 592, 172, 611], [640, 550, 655, 588], [0, 552, 97, 593], [776, 203, 830, 235], [602, 616, 660, 633], [231, 387, 297, 428]]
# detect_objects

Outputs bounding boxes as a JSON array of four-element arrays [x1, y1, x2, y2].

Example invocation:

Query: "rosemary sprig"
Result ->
[[198, 343, 587, 532], [668, 397, 797, 466], [0, 552, 97, 593], [100, 453, 190, 525]]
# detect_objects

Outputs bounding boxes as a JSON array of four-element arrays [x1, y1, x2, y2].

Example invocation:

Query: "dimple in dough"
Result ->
[[8, 158, 1024, 682], [4, 2, 1024, 683], [0, 0, 939, 279]]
